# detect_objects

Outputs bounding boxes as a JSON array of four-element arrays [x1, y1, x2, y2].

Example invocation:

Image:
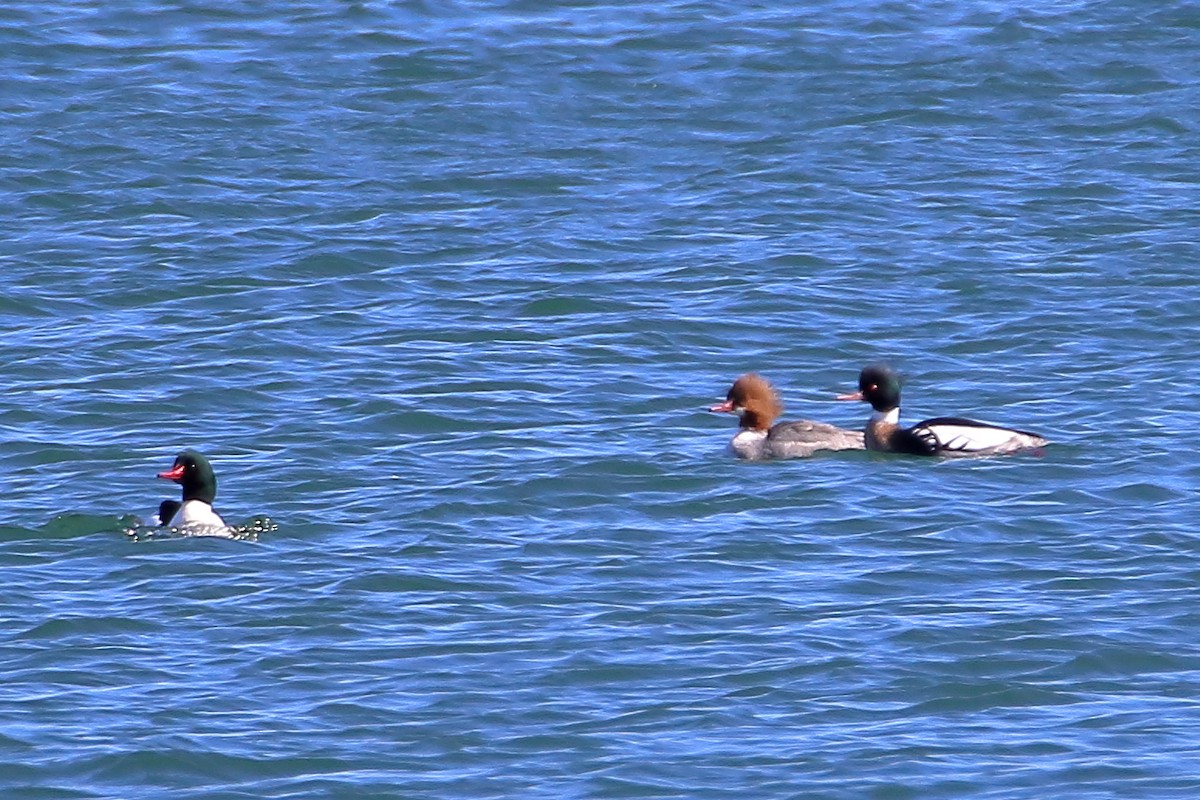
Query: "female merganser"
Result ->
[[837, 364, 1048, 456], [156, 449, 233, 534], [711, 373, 865, 460]]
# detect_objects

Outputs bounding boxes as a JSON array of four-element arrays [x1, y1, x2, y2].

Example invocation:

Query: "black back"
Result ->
[[889, 426, 940, 456], [158, 500, 182, 525]]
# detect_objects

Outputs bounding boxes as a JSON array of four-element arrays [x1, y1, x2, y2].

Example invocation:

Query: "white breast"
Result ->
[[168, 500, 234, 537], [729, 429, 769, 460]]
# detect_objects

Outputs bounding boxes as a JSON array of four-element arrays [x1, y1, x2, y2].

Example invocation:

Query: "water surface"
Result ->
[[2, 1, 1200, 797]]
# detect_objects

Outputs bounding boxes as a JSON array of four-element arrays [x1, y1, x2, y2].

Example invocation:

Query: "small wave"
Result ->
[[122, 515, 277, 543]]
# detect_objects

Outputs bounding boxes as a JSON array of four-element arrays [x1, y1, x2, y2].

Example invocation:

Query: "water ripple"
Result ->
[[2, 0, 1200, 797]]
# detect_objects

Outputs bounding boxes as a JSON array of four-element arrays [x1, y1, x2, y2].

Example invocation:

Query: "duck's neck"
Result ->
[[865, 407, 900, 450], [182, 482, 216, 506], [738, 409, 773, 432]]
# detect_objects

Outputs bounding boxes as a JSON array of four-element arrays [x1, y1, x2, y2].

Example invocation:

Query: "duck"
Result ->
[[710, 373, 865, 459], [156, 449, 233, 535], [837, 364, 1048, 456]]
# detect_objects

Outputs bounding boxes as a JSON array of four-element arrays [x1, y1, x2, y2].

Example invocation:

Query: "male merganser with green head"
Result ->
[[837, 364, 1048, 456], [711, 373, 864, 459], [156, 449, 232, 534]]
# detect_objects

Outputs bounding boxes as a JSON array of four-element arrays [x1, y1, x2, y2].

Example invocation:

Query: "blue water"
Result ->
[[3, 1, 1200, 797]]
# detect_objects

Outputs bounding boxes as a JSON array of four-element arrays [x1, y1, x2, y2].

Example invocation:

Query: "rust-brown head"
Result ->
[[709, 373, 783, 430]]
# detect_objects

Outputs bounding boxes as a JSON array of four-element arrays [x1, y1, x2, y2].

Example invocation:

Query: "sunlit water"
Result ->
[[3, 1, 1200, 797]]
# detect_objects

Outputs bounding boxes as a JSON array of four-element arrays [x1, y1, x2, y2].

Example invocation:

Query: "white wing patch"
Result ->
[[912, 419, 1043, 454]]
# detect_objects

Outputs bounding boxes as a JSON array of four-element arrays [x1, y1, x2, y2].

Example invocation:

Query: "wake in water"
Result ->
[[123, 515, 277, 543]]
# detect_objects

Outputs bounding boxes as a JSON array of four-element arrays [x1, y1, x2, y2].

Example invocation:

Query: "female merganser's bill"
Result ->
[[837, 364, 1048, 456], [711, 373, 864, 460], [157, 449, 233, 535]]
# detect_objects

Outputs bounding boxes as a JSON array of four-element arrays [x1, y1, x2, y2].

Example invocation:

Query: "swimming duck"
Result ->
[[156, 449, 233, 534], [837, 365, 1048, 456], [711, 373, 864, 459]]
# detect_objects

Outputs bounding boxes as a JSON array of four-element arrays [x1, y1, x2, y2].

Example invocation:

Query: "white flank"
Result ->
[[914, 422, 1039, 453]]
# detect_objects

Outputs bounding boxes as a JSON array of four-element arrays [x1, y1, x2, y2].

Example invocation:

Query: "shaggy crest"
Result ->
[[726, 373, 783, 430]]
